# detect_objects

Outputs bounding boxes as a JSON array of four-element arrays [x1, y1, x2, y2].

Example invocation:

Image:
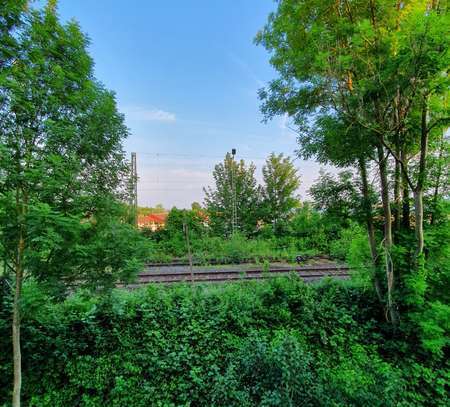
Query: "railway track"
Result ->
[[145, 255, 331, 267], [121, 264, 351, 288]]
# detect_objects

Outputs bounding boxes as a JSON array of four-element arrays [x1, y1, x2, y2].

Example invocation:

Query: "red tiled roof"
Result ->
[[138, 213, 167, 225]]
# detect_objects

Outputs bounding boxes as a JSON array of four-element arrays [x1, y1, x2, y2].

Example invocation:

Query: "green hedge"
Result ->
[[0, 278, 448, 406]]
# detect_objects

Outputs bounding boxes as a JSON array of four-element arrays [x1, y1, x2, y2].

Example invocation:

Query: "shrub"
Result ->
[[0, 277, 447, 406]]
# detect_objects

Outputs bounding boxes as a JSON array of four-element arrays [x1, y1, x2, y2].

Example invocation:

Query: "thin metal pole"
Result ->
[[231, 148, 237, 235], [131, 152, 138, 226]]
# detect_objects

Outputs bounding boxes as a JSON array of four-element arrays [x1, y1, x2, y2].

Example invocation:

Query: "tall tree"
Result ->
[[261, 153, 300, 233], [0, 3, 146, 405], [204, 153, 261, 236], [256, 0, 448, 323]]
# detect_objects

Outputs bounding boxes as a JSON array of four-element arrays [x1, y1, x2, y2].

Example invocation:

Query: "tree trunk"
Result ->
[[12, 178, 26, 407], [377, 145, 393, 247], [358, 157, 382, 301], [393, 148, 401, 236], [393, 89, 402, 236], [401, 147, 411, 230], [414, 190, 424, 257], [415, 100, 429, 258], [377, 144, 396, 324], [359, 159, 378, 261], [12, 234, 24, 407]]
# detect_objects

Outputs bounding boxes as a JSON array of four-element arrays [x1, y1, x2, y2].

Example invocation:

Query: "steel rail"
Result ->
[[145, 256, 332, 267], [138, 265, 349, 278], [117, 265, 351, 288]]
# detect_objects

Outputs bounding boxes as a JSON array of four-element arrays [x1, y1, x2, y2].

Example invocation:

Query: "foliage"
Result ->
[[261, 153, 300, 234], [0, 2, 145, 288], [424, 200, 450, 303], [144, 232, 301, 265], [329, 223, 368, 262], [204, 153, 261, 236], [256, 0, 449, 329], [164, 207, 207, 239], [202, 152, 302, 237], [0, 277, 448, 406], [309, 171, 371, 228], [142, 203, 360, 264], [137, 204, 166, 216], [0, 3, 148, 404]]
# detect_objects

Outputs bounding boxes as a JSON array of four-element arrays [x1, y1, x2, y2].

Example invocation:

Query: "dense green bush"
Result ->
[[0, 277, 447, 406], [143, 204, 348, 264], [145, 233, 325, 265]]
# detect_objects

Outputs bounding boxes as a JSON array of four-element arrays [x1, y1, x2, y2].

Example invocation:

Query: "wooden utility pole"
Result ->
[[183, 222, 194, 282]]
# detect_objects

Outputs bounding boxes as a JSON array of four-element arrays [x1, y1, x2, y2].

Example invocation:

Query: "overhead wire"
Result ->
[[131, 150, 302, 204], [134, 151, 267, 160]]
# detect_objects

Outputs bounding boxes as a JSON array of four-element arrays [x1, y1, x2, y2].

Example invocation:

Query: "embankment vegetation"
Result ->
[[0, 277, 448, 406]]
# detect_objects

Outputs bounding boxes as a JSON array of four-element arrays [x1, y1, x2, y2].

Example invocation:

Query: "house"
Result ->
[[137, 213, 167, 231]]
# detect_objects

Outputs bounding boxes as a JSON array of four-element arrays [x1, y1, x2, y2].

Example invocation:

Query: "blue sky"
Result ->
[[55, 0, 329, 208]]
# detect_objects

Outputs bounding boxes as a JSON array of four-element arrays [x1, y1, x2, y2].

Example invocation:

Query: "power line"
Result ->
[[139, 180, 207, 184], [134, 151, 267, 160], [139, 187, 203, 192]]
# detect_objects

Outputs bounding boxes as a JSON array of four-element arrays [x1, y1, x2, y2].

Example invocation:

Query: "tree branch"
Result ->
[[379, 136, 415, 190]]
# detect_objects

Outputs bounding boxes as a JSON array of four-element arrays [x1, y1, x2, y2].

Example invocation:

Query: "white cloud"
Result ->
[[122, 106, 176, 122]]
